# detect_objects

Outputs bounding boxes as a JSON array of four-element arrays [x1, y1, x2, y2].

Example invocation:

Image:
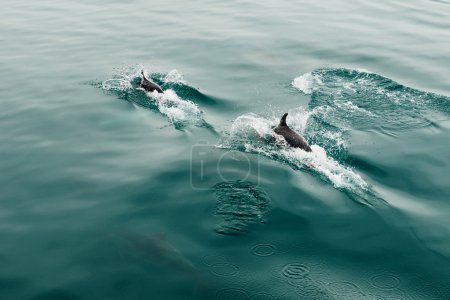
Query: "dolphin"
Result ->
[[139, 70, 164, 93], [118, 232, 196, 274], [115, 232, 211, 295], [274, 113, 312, 152]]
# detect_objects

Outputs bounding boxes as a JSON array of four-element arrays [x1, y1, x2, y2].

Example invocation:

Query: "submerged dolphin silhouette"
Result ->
[[118, 232, 195, 273], [139, 70, 164, 93], [274, 113, 312, 152], [116, 232, 211, 295]]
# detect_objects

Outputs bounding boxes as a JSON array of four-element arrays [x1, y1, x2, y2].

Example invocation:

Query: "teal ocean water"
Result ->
[[1, 0, 450, 299]]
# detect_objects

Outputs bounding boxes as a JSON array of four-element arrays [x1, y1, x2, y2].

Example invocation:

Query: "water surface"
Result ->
[[1, 0, 450, 299]]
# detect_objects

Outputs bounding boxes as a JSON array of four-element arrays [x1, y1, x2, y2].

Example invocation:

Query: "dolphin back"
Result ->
[[274, 113, 312, 152], [140, 70, 164, 93]]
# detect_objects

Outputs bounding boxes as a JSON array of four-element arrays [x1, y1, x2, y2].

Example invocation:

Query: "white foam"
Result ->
[[163, 69, 186, 84], [102, 68, 204, 127], [102, 78, 133, 91], [355, 67, 371, 73], [229, 114, 277, 139], [219, 113, 367, 192], [147, 89, 203, 126], [283, 107, 311, 133], [335, 100, 375, 116], [292, 72, 320, 94], [280, 145, 367, 190]]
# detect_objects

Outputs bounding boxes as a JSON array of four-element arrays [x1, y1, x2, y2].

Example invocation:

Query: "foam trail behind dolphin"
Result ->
[[99, 67, 216, 130], [217, 111, 387, 208]]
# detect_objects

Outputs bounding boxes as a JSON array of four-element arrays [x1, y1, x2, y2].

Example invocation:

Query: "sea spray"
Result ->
[[100, 68, 207, 128]]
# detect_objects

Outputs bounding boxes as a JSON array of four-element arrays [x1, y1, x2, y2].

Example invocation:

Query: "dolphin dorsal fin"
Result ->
[[141, 70, 147, 80], [280, 113, 288, 126]]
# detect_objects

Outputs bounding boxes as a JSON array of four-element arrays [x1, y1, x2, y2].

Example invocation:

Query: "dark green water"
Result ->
[[1, 0, 450, 299]]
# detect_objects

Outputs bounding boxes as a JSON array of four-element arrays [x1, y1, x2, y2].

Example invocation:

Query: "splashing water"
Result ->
[[292, 68, 450, 133], [144, 89, 204, 127], [102, 78, 133, 91], [163, 69, 187, 84], [100, 68, 206, 128], [218, 112, 368, 194]]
